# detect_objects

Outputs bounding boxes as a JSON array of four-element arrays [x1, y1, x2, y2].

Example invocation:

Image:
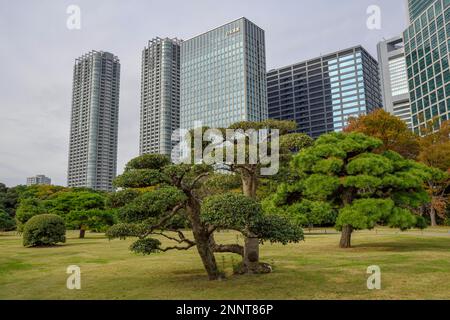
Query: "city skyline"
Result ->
[[0, 0, 408, 187]]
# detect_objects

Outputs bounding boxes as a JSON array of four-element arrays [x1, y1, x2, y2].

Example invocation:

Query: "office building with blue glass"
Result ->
[[267, 46, 382, 138], [180, 17, 268, 130]]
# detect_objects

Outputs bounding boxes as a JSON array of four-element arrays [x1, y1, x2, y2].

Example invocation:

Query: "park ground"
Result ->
[[0, 227, 450, 299]]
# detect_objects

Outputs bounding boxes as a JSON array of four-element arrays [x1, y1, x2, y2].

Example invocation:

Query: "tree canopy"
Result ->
[[266, 132, 429, 248], [344, 109, 420, 159], [106, 152, 304, 279]]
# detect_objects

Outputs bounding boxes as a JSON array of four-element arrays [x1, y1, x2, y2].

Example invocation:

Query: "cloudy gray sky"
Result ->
[[0, 0, 407, 187]]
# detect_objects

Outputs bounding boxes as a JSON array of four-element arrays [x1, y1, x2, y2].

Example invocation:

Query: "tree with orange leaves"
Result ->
[[344, 109, 420, 159]]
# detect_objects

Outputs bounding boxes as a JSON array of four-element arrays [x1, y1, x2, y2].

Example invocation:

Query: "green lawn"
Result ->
[[1, 228, 450, 299]]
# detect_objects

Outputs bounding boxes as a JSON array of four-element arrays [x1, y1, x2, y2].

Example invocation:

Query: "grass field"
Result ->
[[1, 228, 450, 300]]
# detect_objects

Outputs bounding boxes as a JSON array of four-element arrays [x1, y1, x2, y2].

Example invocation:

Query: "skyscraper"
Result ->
[[67, 51, 120, 191], [140, 38, 182, 156], [403, 0, 450, 134], [377, 36, 412, 127], [180, 17, 268, 130], [267, 46, 382, 138], [407, 0, 438, 22], [26, 175, 51, 186]]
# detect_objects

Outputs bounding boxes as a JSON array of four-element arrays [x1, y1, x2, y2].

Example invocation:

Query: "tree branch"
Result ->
[[159, 243, 196, 252], [190, 172, 210, 189], [143, 203, 184, 237]]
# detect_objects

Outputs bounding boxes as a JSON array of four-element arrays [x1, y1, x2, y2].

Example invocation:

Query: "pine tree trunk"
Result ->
[[187, 200, 221, 280], [242, 172, 257, 199], [430, 207, 437, 227], [243, 235, 259, 270], [339, 225, 353, 248], [239, 172, 270, 274], [79, 229, 85, 239]]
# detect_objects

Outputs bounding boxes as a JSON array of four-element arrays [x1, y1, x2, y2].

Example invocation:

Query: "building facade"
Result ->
[[140, 38, 182, 156], [403, 0, 450, 134], [267, 46, 382, 138], [377, 36, 412, 127], [407, 0, 439, 22], [67, 51, 120, 191], [180, 17, 268, 130], [26, 175, 51, 186]]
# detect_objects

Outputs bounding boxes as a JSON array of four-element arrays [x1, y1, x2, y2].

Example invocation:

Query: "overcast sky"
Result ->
[[0, 0, 407, 187]]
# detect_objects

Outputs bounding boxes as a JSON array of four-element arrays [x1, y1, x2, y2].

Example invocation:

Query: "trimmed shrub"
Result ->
[[23, 214, 66, 247]]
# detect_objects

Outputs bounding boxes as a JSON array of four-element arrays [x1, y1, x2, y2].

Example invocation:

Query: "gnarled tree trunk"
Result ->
[[339, 225, 353, 248], [187, 199, 221, 280], [239, 172, 271, 274], [79, 229, 86, 239]]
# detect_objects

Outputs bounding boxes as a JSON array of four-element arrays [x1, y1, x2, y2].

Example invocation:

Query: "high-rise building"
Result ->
[[26, 175, 51, 186], [180, 17, 268, 130], [267, 46, 382, 138], [67, 51, 120, 191], [403, 0, 450, 134], [140, 38, 182, 156], [377, 36, 412, 127], [407, 0, 438, 22]]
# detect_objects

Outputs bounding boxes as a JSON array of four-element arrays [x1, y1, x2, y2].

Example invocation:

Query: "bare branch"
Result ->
[[159, 243, 196, 252]]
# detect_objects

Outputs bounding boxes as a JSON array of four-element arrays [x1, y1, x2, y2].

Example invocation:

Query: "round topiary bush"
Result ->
[[23, 214, 66, 247]]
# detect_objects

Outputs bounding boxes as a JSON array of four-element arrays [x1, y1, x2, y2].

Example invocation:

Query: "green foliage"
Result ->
[[118, 187, 187, 223], [0, 183, 23, 217], [129, 238, 162, 255], [106, 223, 148, 240], [65, 209, 116, 233], [47, 191, 106, 216], [201, 193, 262, 231], [415, 215, 428, 229], [0, 209, 16, 231], [251, 214, 304, 244], [15, 198, 46, 231], [14, 188, 108, 231], [280, 133, 314, 155], [335, 199, 395, 230], [200, 173, 242, 195], [22, 214, 66, 247], [124, 154, 170, 171], [107, 189, 141, 208], [302, 174, 340, 200], [269, 132, 429, 235], [113, 169, 162, 188], [202, 193, 303, 244]]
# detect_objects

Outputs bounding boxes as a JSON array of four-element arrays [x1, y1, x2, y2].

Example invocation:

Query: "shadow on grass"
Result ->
[[352, 238, 450, 252]]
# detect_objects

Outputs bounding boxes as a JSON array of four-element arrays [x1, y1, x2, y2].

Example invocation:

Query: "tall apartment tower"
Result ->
[[403, 0, 450, 134], [140, 38, 182, 156], [67, 51, 120, 191], [180, 17, 268, 130], [377, 36, 412, 127], [267, 46, 382, 138]]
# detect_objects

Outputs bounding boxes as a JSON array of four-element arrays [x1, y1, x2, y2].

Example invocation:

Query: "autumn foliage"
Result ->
[[344, 109, 420, 159]]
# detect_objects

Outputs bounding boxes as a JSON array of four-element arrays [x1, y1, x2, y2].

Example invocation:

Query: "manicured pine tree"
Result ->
[[267, 132, 429, 248]]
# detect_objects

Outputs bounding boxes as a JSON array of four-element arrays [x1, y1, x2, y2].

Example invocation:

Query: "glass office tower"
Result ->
[[407, 0, 439, 22], [180, 17, 268, 130], [267, 46, 381, 138], [403, 0, 450, 134]]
